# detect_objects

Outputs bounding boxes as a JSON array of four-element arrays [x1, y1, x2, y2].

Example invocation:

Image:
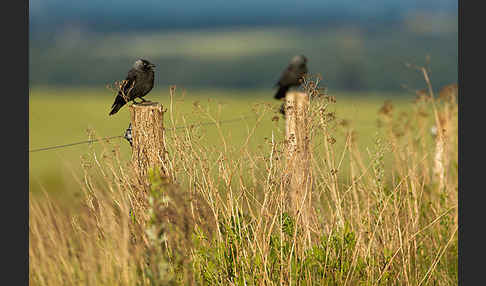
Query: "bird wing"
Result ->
[[118, 69, 138, 101], [280, 63, 309, 86], [276, 66, 299, 87]]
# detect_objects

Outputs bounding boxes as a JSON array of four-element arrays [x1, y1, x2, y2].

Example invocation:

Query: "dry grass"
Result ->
[[29, 71, 458, 285]]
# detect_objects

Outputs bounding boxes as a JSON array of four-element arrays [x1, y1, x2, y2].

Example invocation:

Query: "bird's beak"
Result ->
[[149, 63, 156, 70]]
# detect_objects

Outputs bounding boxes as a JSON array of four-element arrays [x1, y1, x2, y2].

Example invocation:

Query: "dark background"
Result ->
[[30, 0, 458, 92]]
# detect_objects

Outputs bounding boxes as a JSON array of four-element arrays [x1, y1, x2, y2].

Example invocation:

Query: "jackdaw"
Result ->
[[274, 55, 308, 100], [109, 59, 156, 116]]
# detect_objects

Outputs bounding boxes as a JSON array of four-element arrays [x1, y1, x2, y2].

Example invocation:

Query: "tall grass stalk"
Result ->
[[30, 73, 457, 285]]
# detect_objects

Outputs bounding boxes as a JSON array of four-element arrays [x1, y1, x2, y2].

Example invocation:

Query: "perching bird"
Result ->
[[124, 122, 133, 146], [274, 55, 308, 100], [109, 59, 156, 116]]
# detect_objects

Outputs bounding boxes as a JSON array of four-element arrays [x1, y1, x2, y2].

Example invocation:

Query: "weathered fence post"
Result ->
[[129, 102, 168, 184], [432, 84, 457, 192], [284, 92, 313, 236], [433, 126, 446, 191]]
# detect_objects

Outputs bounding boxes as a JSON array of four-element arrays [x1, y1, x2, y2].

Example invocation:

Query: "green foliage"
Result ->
[[192, 214, 373, 285]]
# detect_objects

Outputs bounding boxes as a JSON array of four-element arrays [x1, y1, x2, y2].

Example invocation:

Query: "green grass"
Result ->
[[29, 81, 458, 285], [29, 86, 417, 199]]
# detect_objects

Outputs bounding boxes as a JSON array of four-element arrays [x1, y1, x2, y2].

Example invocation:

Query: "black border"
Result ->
[[2, 0, 28, 284], [459, 0, 483, 285]]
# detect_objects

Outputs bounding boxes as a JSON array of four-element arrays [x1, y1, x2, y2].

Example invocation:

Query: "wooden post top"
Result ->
[[285, 92, 309, 103], [130, 101, 162, 108], [285, 91, 308, 97]]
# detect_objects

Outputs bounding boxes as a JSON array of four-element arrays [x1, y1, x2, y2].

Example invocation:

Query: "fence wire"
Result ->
[[29, 114, 259, 153]]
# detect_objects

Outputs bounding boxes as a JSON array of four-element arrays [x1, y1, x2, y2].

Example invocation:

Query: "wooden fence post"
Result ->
[[129, 102, 168, 184], [284, 92, 313, 235]]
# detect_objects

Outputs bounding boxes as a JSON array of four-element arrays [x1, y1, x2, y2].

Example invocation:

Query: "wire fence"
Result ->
[[29, 114, 259, 153], [29, 135, 124, 153]]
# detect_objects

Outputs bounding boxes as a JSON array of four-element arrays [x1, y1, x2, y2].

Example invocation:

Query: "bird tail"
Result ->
[[274, 86, 289, 100], [109, 94, 128, 116]]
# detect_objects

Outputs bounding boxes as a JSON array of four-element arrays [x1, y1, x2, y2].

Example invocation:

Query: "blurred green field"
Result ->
[[29, 86, 418, 199]]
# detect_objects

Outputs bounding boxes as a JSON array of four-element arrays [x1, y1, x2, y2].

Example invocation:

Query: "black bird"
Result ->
[[274, 55, 308, 100], [109, 59, 156, 116]]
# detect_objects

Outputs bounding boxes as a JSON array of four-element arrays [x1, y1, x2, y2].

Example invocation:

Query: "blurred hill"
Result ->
[[30, 0, 457, 32], [29, 0, 457, 92]]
